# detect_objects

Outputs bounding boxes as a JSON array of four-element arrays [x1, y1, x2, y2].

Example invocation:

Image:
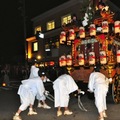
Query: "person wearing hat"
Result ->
[[40, 72, 52, 83], [29, 65, 51, 109], [88, 66, 112, 120]]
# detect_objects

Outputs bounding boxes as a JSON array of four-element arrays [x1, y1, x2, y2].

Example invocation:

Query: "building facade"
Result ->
[[26, 0, 91, 66], [26, 0, 120, 67]]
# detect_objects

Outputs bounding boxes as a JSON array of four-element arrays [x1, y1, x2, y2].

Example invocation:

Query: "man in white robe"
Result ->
[[29, 65, 51, 109], [53, 71, 81, 117], [13, 77, 45, 120], [88, 67, 112, 120]]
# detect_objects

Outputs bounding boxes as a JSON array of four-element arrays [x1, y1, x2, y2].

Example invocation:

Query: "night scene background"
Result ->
[[0, 0, 119, 64], [0, 0, 68, 64]]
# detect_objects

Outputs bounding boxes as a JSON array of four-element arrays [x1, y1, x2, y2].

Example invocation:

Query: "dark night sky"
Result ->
[[0, 0, 68, 63], [0, 0, 119, 63]]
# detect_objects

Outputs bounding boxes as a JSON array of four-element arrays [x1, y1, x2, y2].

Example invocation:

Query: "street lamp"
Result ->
[[39, 33, 44, 39], [36, 31, 44, 39]]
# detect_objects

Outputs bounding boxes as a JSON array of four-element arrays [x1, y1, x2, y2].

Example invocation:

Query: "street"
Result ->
[[0, 82, 120, 120]]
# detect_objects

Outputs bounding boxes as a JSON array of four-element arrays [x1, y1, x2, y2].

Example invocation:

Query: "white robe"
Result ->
[[29, 65, 46, 101], [18, 77, 45, 111], [88, 72, 109, 113], [53, 74, 78, 108], [29, 65, 39, 79]]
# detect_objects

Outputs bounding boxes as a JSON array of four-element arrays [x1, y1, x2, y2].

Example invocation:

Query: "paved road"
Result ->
[[0, 82, 120, 120]]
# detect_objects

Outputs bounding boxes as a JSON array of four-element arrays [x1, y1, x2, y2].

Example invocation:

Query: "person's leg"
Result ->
[[64, 107, 73, 115], [37, 95, 51, 109], [58, 106, 61, 111], [99, 111, 104, 118], [41, 100, 51, 109], [13, 108, 22, 120], [28, 104, 37, 115], [64, 107, 69, 111], [37, 100, 44, 107], [103, 95, 107, 118], [63, 97, 73, 115], [27, 93, 37, 115], [13, 98, 29, 120], [57, 106, 62, 117], [103, 110, 107, 118]]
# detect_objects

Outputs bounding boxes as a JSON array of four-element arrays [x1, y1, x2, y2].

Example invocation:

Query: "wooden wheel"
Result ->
[[112, 76, 120, 103]]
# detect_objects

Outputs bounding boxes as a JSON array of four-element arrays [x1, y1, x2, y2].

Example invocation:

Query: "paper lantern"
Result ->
[[79, 27, 85, 38], [59, 55, 66, 67], [117, 50, 120, 63], [66, 54, 72, 66], [90, 24, 96, 36], [100, 51, 107, 64], [89, 52, 95, 65], [60, 31, 66, 44], [114, 21, 120, 34], [102, 21, 109, 33], [78, 53, 84, 65], [69, 29, 75, 40]]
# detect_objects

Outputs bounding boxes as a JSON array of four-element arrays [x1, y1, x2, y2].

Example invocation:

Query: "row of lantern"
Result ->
[[60, 20, 120, 44], [59, 51, 107, 67], [59, 50, 120, 67]]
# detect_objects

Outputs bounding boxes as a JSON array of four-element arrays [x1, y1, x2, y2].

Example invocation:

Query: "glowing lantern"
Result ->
[[49, 61, 55, 66], [117, 50, 120, 63], [2, 83, 6, 87], [114, 21, 120, 34], [100, 51, 107, 64], [66, 54, 72, 66], [59, 55, 66, 67], [89, 52, 95, 65], [78, 53, 84, 65], [69, 29, 75, 40], [60, 31, 66, 44], [102, 21, 109, 33], [79, 27, 85, 38], [90, 24, 96, 36]]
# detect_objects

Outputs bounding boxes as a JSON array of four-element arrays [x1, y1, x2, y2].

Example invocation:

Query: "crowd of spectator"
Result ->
[[0, 63, 60, 86]]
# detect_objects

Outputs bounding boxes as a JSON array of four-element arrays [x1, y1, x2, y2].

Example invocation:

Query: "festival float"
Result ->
[[59, 1, 120, 103]]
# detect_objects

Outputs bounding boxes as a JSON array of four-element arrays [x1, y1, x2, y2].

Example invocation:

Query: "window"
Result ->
[[34, 26, 42, 34], [61, 14, 71, 25], [32, 41, 38, 52], [47, 20, 55, 30]]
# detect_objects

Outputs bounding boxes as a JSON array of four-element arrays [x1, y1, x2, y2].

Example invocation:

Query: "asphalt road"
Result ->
[[0, 82, 120, 120]]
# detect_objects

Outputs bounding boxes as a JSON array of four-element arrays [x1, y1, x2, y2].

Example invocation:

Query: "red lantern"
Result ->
[[89, 52, 95, 65], [100, 51, 107, 64], [90, 24, 96, 36], [78, 53, 84, 66], [79, 27, 85, 38], [59, 55, 66, 67], [66, 54, 72, 66], [114, 21, 120, 34], [102, 21, 109, 33], [60, 31, 66, 44], [117, 50, 120, 63], [69, 29, 75, 40], [49, 61, 55, 66]]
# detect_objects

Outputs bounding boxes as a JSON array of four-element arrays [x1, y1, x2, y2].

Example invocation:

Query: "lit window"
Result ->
[[61, 14, 71, 25], [47, 20, 55, 30], [32, 42, 38, 52], [34, 26, 42, 34]]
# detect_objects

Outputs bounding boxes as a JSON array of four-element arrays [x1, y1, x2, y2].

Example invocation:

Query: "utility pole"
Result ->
[[23, 0, 27, 64], [18, 0, 27, 64]]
